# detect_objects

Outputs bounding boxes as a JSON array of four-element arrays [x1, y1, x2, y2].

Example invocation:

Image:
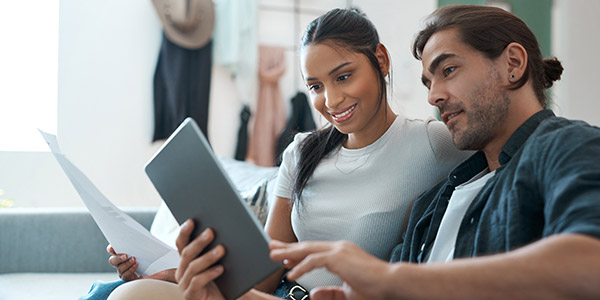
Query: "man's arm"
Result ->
[[271, 234, 600, 300]]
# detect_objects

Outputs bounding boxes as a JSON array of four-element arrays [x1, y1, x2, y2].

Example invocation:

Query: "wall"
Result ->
[[1, 0, 597, 208], [551, 0, 600, 125]]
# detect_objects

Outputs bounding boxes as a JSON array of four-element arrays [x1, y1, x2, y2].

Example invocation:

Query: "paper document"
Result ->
[[40, 130, 180, 275]]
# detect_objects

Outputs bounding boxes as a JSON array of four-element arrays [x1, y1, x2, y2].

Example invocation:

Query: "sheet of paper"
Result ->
[[39, 130, 180, 275]]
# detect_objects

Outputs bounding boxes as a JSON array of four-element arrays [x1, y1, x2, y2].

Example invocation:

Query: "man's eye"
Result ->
[[337, 74, 350, 81], [443, 67, 456, 77]]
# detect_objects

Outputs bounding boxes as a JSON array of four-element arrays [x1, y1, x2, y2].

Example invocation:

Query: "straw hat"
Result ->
[[151, 0, 215, 49]]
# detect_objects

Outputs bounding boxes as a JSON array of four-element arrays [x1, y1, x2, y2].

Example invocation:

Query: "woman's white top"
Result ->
[[274, 115, 471, 290]]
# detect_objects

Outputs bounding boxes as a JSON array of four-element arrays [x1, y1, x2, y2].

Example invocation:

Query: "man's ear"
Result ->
[[504, 42, 528, 82], [375, 43, 390, 77]]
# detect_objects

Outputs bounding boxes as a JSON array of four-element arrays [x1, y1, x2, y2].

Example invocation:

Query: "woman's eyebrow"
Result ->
[[305, 62, 352, 81]]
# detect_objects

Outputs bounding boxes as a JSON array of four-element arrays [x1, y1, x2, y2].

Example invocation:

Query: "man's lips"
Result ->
[[441, 110, 462, 124]]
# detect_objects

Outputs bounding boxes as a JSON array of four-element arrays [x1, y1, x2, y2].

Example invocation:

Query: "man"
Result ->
[[266, 5, 600, 300]]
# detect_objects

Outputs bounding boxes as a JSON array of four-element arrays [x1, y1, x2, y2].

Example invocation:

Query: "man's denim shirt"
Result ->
[[391, 110, 600, 263]]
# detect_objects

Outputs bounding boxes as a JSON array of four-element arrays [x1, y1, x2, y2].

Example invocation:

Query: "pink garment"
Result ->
[[246, 45, 287, 166]]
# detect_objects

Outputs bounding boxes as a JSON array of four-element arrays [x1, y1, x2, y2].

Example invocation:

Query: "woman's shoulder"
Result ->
[[400, 115, 471, 161], [398, 115, 449, 141]]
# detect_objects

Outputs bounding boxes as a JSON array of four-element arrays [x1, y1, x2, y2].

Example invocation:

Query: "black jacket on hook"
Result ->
[[275, 92, 316, 166], [153, 33, 212, 142]]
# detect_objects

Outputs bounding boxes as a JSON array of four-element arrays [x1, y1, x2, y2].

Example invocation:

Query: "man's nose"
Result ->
[[428, 80, 448, 107]]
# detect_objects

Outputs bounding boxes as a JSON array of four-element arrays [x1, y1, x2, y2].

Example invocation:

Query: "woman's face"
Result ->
[[300, 43, 391, 147]]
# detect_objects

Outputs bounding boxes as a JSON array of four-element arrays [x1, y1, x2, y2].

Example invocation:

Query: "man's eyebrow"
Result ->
[[428, 53, 456, 76], [305, 62, 352, 82]]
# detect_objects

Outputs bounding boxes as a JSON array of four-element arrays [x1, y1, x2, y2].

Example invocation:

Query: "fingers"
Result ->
[[108, 252, 139, 281], [285, 251, 332, 281], [119, 259, 140, 281], [176, 227, 222, 288], [310, 287, 348, 300], [141, 268, 177, 283], [178, 246, 225, 292], [107, 244, 116, 255], [108, 253, 129, 267], [269, 240, 334, 268], [176, 219, 195, 255]]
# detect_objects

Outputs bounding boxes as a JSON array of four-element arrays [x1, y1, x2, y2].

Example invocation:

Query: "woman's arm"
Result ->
[[253, 196, 298, 293]]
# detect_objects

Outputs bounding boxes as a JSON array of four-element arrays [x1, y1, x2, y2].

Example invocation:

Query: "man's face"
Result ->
[[420, 28, 511, 150]]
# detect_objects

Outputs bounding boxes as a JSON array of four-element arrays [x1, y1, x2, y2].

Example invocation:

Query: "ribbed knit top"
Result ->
[[274, 115, 471, 290]]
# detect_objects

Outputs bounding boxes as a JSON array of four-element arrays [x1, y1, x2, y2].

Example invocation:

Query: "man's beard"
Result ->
[[449, 69, 511, 150]]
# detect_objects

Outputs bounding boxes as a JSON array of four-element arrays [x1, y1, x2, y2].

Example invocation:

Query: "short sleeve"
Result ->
[[425, 119, 472, 169], [540, 122, 600, 239], [273, 132, 309, 199]]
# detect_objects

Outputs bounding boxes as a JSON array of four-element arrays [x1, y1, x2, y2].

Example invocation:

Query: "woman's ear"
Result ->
[[504, 42, 528, 82], [375, 43, 390, 77]]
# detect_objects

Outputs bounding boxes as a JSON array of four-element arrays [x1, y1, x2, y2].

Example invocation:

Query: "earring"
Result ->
[[510, 74, 516, 79]]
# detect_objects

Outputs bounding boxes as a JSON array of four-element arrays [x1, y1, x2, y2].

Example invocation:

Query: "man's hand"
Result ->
[[107, 245, 177, 282], [269, 240, 392, 300], [175, 219, 227, 300]]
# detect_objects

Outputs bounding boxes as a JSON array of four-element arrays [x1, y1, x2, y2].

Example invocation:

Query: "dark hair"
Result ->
[[292, 8, 389, 205], [412, 5, 563, 107]]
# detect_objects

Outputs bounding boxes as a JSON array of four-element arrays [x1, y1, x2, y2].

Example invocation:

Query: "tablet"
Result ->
[[145, 117, 281, 300]]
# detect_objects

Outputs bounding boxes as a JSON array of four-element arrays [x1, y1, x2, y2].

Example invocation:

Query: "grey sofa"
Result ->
[[0, 158, 278, 300], [0, 207, 157, 300]]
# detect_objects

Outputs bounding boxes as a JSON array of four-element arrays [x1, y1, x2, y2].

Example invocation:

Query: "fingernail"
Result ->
[[121, 254, 127, 260], [181, 220, 191, 229], [201, 229, 210, 239], [214, 265, 224, 274]]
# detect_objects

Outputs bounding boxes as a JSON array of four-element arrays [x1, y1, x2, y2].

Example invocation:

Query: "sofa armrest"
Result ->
[[0, 207, 157, 274]]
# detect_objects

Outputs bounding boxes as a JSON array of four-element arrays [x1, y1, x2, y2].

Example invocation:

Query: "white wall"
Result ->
[[551, 0, 600, 126], [2, 0, 598, 208]]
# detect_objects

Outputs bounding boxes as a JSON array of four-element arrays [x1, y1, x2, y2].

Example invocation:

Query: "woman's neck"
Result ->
[[345, 106, 397, 149]]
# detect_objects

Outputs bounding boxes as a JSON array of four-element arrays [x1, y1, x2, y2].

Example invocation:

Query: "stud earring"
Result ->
[[510, 74, 516, 79]]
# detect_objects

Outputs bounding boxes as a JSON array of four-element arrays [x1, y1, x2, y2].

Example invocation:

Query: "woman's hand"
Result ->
[[107, 245, 140, 281], [269, 240, 392, 300], [175, 219, 227, 300], [107, 245, 177, 282]]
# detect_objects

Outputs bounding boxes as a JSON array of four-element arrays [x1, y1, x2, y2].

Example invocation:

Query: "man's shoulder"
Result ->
[[529, 116, 600, 145]]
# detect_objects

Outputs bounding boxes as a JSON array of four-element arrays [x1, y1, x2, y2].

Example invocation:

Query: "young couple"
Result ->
[[90, 5, 600, 300]]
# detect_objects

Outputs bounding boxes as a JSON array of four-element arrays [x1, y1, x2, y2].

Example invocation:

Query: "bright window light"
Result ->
[[0, 1, 58, 151]]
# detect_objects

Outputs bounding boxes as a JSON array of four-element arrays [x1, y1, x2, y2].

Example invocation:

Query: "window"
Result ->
[[0, 1, 59, 151]]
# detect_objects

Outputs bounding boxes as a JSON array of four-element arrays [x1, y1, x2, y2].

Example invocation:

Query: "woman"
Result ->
[[106, 8, 469, 300]]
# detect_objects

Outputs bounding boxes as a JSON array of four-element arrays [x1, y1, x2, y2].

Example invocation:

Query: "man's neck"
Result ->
[[482, 91, 544, 171]]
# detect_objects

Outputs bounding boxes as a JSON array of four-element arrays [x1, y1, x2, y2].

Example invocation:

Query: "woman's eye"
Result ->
[[308, 84, 322, 91], [443, 67, 456, 77], [337, 74, 350, 81]]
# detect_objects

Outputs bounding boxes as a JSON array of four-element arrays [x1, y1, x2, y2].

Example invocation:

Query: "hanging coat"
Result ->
[[153, 33, 212, 141], [245, 45, 287, 166], [275, 92, 316, 166]]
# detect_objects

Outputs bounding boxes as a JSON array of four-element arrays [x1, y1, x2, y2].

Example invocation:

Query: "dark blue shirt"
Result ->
[[391, 110, 600, 263]]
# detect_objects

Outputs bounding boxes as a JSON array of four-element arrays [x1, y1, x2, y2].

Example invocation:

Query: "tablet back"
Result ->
[[145, 117, 280, 300]]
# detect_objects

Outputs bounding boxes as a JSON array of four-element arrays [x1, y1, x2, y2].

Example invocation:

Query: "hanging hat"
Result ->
[[151, 0, 215, 49]]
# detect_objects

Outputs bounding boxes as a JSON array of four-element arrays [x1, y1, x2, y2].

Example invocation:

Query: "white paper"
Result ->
[[39, 130, 180, 276]]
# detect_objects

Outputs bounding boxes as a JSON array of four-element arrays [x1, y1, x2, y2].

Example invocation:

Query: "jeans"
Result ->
[[78, 280, 126, 300]]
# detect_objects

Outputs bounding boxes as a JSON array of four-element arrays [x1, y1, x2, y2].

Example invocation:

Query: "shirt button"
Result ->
[[470, 218, 475, 224]]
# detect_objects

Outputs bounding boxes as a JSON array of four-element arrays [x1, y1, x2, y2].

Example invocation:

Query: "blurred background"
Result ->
[[0, 0, 597, 208]]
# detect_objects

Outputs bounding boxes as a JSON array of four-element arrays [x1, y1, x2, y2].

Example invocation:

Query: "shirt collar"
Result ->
[[498, 109, 555, 165]]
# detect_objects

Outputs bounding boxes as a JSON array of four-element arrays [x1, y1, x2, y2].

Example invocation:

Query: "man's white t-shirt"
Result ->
[[426, 169, 496, 263]]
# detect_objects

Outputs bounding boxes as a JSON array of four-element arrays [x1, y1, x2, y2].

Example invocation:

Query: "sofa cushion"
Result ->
[[0, 272, 117, 300]]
